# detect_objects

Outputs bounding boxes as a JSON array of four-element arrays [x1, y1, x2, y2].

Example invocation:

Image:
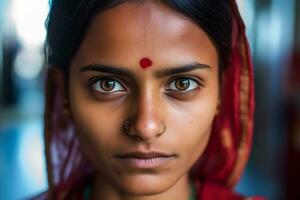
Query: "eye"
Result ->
[[90, 78, 126, 93], [166, 77, 200, 92]]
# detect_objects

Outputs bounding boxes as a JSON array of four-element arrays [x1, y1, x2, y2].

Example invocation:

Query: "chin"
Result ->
[[114, 174, 174, 196]]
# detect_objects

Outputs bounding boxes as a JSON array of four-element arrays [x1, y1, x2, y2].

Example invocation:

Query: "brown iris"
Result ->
[[175, 78, 190, 91], [101, 79, 115, 91]]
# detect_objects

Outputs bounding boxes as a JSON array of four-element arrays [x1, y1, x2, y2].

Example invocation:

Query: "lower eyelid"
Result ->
[[165, 87, 200, 93], [90, 92, 128, 101], [165, 88, 200, 100]]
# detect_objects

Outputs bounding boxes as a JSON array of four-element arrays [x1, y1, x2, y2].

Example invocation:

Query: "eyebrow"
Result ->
[[80, 62, 211, 78], [154, 63, 211, 77]]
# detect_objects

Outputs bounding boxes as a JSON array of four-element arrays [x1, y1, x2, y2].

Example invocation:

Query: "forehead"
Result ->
[[94, 1, 201, 41], [72, 1, 217, 69]]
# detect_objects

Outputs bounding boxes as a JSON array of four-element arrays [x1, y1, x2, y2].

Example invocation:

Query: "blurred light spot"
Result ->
[[11, 0, 49, 48], [14, 49, 44, 80], [236, 0, 255, 51], [256, 11, 271, 61], [236, 0, 254, 27], [18, 123, 47, 190], [269, 15, 282, 57]]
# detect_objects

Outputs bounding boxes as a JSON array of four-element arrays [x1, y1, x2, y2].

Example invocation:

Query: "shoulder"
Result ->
[[195, 181, 266, 200]]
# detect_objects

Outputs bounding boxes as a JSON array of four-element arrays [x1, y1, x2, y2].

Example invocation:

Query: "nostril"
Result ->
[[122, 118, 166, 142]]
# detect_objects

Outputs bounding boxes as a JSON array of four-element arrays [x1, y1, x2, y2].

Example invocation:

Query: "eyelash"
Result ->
[[88, 76, 127, 94], [166, 76, 203, 92], [87, 76, 203, 95]]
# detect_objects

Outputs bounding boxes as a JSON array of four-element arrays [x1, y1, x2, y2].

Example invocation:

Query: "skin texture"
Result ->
[[66, 1, 219, 200]]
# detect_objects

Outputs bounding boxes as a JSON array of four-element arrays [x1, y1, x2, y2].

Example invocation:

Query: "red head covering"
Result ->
[[40, 0, 262, 199], [194, 0, 255, 186]]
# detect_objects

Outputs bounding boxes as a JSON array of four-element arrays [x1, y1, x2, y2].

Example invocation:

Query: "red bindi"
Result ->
[[139, 57, 153, 69]]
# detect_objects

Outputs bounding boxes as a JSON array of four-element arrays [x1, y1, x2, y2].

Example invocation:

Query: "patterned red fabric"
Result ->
[[40, 0, 262, 199], [192, 0, 255, 188]]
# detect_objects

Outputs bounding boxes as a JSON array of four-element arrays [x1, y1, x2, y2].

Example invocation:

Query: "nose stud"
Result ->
[[123, 120, 131, 132]]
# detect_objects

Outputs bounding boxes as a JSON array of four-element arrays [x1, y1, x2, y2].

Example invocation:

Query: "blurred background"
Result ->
[[0, 0, 299, 199]]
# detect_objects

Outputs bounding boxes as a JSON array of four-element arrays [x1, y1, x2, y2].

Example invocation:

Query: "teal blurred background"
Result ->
[[0, 0, 299, 199]]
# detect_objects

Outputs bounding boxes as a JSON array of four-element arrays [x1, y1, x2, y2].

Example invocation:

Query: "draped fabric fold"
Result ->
[[194, 0, 255, 188]]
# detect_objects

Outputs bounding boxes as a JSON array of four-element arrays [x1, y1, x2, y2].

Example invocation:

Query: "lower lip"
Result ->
[[116, 156, 174, 169]]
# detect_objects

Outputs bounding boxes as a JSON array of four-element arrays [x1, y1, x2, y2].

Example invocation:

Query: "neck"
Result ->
[[91, 173, 192, 200]]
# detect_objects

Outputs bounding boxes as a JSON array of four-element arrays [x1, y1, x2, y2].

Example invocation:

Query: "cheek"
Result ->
[[174, 113, 213, 169], [178, 106, 214, 152], [69, 77, 116, 132], [168, 91, 218, 164], [71, 103, 126, 170], [68, 81, 123, 159]]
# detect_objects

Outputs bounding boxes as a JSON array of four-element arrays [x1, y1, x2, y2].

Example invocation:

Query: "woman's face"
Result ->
[[68, 1, 219, 197]]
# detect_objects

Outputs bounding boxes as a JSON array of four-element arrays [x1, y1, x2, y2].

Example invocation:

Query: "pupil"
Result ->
[[101, 79, 115, 91], [176, 79, 189, 90]]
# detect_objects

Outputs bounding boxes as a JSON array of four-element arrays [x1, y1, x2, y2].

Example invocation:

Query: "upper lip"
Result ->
[[116, 151, 175, 159]]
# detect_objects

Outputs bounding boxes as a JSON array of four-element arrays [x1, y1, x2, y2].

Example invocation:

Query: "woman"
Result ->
[[38, 0, 264, 199]]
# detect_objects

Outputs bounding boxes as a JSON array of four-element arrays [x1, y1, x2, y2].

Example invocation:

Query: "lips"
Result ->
[[115, 151, 176, 169], [116, 151, 174, 159]]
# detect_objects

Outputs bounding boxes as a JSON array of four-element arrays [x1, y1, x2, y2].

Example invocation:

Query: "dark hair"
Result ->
[[45, 0, 232, 72]]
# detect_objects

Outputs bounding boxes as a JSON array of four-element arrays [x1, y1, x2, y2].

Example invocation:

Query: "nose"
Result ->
[[125, 91, 166, 142]]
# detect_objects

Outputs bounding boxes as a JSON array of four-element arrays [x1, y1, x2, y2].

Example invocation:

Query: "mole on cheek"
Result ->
[[139, 57, 153, 69]]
